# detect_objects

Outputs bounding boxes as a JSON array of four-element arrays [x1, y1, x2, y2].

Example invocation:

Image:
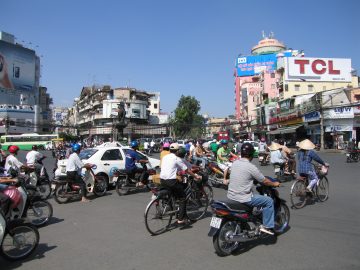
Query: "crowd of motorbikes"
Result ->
[[0, 142, 336, 261]]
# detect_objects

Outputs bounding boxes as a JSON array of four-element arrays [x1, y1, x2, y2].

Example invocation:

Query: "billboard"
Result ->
[[236, 54, 277, 77], [285, 57, 352, 82], [0, 40, 36, 91]]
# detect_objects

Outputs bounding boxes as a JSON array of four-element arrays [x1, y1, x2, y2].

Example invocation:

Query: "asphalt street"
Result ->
[[1, 151, 360, 270]]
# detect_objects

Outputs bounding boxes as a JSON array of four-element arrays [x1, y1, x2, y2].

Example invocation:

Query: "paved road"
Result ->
[[1, 151, 360, 270]]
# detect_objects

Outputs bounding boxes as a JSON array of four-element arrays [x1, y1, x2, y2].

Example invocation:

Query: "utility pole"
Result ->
[[319, 92, 324, 150]]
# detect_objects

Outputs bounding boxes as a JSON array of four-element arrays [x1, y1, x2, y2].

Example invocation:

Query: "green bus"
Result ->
[[0, 133, 60, 151]]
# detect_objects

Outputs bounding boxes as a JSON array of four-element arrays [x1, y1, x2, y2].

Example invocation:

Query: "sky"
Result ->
[[1, 0, 360, 117]]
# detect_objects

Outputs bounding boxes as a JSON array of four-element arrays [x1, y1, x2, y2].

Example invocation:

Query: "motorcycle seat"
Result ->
[[213, 199, 252, 213]]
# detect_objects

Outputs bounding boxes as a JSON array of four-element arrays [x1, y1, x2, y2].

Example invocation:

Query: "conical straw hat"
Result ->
[[298, 139, 315, 150], [269, 142, 281, 151]]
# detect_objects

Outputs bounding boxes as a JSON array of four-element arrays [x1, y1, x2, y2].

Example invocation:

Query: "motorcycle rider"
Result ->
[[160, 143, 201, 225], [297, 139, 329, 192], [26, 145, 44, 175], [194, 139, 211, 168], [160, 142, 171, 167], [217, 139, 237, 171], [66, 143, 91, 202], [269, 142, 287, 170], [4, 145, 23, 176], [278, 139, 296, 175], [224, 142, 280, 235], [125, 141, 149, 187]]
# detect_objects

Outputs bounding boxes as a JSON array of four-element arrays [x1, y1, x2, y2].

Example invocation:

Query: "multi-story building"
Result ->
[[0, 31, 53, 135]]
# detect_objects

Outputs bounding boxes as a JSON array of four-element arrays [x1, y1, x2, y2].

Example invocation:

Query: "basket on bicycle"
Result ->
[[316, 165, 328, 176]]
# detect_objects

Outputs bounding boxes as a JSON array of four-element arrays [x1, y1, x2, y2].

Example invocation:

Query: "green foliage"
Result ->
[[171, 95, 205, 138], [59, 132, 79, 142]]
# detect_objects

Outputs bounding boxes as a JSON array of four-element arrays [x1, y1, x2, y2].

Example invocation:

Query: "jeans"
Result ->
[[245, 194, 274, 228]]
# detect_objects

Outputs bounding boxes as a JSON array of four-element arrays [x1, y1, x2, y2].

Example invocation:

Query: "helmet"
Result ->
[[260, 137, 266, 142], [241, 142, 255, 158], [220, 139, 228, 145], [278, 139, 284, 145], [130, 140, 139, 148], [177, 147, 187, 158], [163, 142, 170, 148], [8, 145, 19, 154], [32, 145, 38, 150], [170, 143, 179, 150], [72, 143, 81, 152]]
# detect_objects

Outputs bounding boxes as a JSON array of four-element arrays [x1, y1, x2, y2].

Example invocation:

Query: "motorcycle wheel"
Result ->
[[54, 184, 71, 204], [290, 179, 307, 209], [0, 223, 39, 261], [274, 202, 290, 234], [144, 198, 173, 235], [213, 221, 240, 257], [115, 175, 130, 196], [93, 177, 108, 197], [36, 182, 51, 200], [315, 176, 329, 202], [26, 200, 53, 227], [208, 172, 223, 188]]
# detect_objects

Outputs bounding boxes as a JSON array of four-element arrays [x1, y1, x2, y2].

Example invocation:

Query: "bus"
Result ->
[[0, 133, 60, 151]]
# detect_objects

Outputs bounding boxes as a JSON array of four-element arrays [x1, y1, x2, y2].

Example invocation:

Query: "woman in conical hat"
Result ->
[[297, 139, 328, 192]]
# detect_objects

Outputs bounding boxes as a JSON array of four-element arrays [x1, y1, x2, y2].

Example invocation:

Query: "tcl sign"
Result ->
[[285, 57, 352, 82]]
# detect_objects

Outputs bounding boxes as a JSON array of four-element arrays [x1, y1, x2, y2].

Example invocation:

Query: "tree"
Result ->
[[170, 95, 205, 138]]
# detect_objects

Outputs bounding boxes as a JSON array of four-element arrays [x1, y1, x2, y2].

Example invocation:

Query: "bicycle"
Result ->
[[290, 165, 329, 209], [144, 174, 209, 235]]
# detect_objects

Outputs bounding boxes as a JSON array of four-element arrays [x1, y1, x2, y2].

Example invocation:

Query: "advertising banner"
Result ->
[[303, 111, 320, 122], [236, 54, 277, 77], [323, 107, 354, 119], [0, 40, 36, 91], [324, 118, 353, 132], [285, 57, 352, 82]]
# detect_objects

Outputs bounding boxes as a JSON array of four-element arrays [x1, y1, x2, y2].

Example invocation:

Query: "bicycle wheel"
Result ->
[[290, 180, 307, 209], [202, 184, 213, 202], [144, 198, 173, 235], [186, 189, 209, 221], [316, 176, 329, 202], [0, 224, 39, 261]]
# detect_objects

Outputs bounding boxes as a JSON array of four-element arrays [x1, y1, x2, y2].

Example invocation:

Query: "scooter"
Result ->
[[258, 152, 270, 166], [24, 157, 51, 199], [53, 165, 108, 204], [0, 210, 39, 261], [346, 150, 359, 163], [273, 163, 295, 183], [208, 178, 290, 256], [114, 163, 156, 196], [2, 176, 53, 227]]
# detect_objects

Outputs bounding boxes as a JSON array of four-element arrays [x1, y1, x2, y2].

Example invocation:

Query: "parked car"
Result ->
[[54, 145, 160, 187], [177, 140, 185, 148]]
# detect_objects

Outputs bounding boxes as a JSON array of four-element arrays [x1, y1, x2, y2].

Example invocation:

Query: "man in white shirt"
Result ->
[[26, 145, 44, 165], [66, 144, 90, 202], [5, 145, 23, 176], [143, 141, 149, 152], [160, 143, 200, 224]]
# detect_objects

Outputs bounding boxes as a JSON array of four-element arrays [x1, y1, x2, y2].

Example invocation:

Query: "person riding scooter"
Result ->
[[125, 141, 149, 187]]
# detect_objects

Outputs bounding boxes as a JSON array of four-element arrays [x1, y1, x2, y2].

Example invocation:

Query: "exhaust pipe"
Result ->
[[226, 232, 255, 243]]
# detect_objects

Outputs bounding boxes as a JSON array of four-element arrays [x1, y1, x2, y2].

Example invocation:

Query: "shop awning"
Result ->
[[268, 125, 303, 135]]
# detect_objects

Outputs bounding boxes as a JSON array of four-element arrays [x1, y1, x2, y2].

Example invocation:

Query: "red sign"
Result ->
[[294, 59, 340, 75]]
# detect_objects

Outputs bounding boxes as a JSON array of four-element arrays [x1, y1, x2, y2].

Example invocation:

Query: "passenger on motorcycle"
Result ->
[[297, 139, 329, 192], [258, 138, 268, 154], [125, 141, 149, 187], [66, 143, 91, 202], [269, 142, 287, 170], [209, 139, 219, 159], [217, 140, 237, 171], [278, 139, 296, 175], [160, 142, 171, 168], [4, 145, 23, 177], [160, 143, 201, 225], [193, 140, 211, 168], [224, 142, 280, 235]]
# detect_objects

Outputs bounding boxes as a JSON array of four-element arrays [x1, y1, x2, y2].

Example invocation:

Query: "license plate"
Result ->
[[274, 168, 280, 173], [61, 167, 66, 173], [346, 154, 350, 157], [210, 216, 222, 229]]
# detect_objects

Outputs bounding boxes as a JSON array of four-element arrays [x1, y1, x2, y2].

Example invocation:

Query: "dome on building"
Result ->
[[251, 32, 286, 55]]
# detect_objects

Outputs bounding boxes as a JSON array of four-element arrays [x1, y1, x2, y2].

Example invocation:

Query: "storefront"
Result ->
[[323, 107, 354, 149], [303, 111, 321, 144]]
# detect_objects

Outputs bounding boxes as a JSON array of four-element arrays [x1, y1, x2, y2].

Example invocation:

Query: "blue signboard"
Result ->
[[236, 54, 277, 77]]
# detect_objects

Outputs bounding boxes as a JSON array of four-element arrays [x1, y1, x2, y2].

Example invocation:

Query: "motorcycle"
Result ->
[[53, 164, 108, 204], [114, 163, 156, 196], [206, 155, 237, 188], [258, 152, 270, 166], [346, 150, 359, 163], [273, 163, 295, 183], [2, 176, 53, 227], [0, 210, 39, 261], [24, 157, 51, 199], [208, 178, 290, 256]]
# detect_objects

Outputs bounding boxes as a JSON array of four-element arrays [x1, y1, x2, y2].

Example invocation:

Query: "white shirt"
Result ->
[[5, 154, 23, 172], [160, 153, 187, 180], [66, 152, 84, 174], [189, 144, 196, 157], [144, 142, 149, 149], [26, 150, 43, 166], [150, 141, 155, 147]]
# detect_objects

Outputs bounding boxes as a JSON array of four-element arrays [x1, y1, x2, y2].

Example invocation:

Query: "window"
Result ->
[[271, 73, 275, 78], [101, 149, 122, 160], [295, 85, 300, 91], [308, 85, 314, 92], [154, 104, 158, 109]]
